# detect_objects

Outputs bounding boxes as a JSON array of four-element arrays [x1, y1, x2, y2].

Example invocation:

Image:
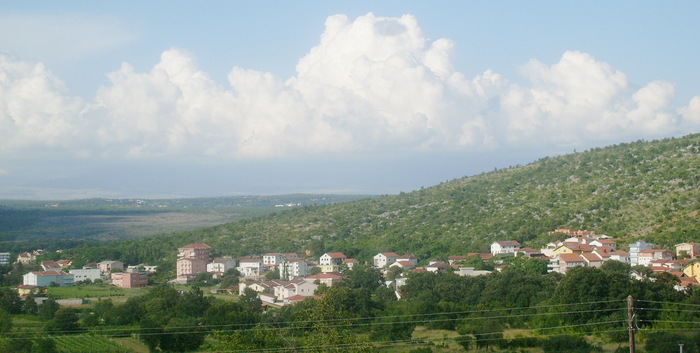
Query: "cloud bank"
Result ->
[[1, 13, 698, 162]]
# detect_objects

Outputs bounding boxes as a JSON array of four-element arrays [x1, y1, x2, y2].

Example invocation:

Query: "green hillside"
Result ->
[[67, 134, 700, 265]]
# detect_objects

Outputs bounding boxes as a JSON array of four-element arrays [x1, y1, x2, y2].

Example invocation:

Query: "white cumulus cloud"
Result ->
[[0, 13, 698, 164]]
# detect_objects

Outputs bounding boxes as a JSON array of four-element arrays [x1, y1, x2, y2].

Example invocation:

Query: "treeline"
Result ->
[[2, 261, 698, 352]]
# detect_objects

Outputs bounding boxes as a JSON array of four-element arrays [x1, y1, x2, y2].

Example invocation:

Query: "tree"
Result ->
[[644, 331, 698, 353], [45, 308, 81, 334], [159, 317, 206, 352], [343, 265, 383, 291], [457, 319, 504, 350], [0, 288, 22, 314], [0, 309, 12, 334], [38, 298, 59, 321], [22, 294, 38, 315], [240, 288, 263, 313]]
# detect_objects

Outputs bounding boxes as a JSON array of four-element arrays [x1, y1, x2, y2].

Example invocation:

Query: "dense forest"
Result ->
[[46, 133, 700, 267]]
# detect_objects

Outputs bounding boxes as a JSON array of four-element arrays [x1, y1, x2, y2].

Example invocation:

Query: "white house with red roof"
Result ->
[[23, 271, 74, 287], [319, 252, 347, 273], [638, 249, 674, 267], [237, 258, 265, 278], [490, 241, 521, 255], [304, 272, 345, 287], [610, 250, 630, 263], [389, 260, 416, 271], [207, 257, 236, 274], [548, 253, 586, 274], [373, 252, 400, 268]]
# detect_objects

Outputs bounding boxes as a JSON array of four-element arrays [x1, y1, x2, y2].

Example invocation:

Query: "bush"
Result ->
[[541, 335, 601, 353]]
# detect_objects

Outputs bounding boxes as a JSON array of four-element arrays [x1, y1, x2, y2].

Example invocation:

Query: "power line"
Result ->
[[1, 306, 626, 338]]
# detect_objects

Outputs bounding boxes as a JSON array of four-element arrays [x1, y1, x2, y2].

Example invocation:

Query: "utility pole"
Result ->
[[628, 295, 636, 353], [679, 343, 684, 353]]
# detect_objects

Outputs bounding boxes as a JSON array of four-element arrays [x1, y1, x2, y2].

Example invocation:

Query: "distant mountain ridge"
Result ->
[[156, 133, 700, 261]]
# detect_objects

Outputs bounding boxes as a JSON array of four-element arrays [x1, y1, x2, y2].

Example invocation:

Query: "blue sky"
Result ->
[[1, 2, 699, 199]]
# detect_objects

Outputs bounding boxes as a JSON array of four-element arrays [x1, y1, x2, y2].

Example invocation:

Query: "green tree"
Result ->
[[644, 331, 698, 353], [21, 294, 37, 315], [457, 319, 504, 350], [38, 298, 59, 321], [0, 288, 22, 314], [159, 317, 206, 352], [0, 309, 12, 334], [45, 308, 81, 334]]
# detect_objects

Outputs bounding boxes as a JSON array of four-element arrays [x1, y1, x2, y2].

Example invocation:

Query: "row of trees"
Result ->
[[1, 259, 697, 352]]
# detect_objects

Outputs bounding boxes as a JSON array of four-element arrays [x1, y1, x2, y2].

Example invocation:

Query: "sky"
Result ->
[[1, 1, 699, 199]]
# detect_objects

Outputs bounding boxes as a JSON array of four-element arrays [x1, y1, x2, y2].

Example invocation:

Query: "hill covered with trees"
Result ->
[[64, 133, 700, 266]]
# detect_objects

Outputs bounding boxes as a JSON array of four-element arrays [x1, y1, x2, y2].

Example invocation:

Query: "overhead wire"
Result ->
[[1, 305, 626, 338]]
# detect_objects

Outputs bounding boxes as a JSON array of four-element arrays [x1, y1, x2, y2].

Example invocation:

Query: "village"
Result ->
[[7, 228, 700, 308]]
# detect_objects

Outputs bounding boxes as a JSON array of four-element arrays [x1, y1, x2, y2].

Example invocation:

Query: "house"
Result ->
[[111, 272, 148, 288], [0, 253, 10, 265], [447, 256, 467, 265], [389, 260, 416, 271], [41, 261, 61, 271], [580, 253, 604, 268], [426, 261, 450, 273], [675, 243, 700, 259], [257, 292, 279, 307], [319, 253, 347, 273], [177, 243, 211, 260], [237, 258, 265, 278], [610, 250, 630, 263], [396, 254, 418, 265], [373, 252, 400, 268], [467, 253, 494, 262], [629, 240, 654, 266], [564, 236, 595, 245], [304, 272, 345, 287], [548, 253, 586, 274], [23, 271, 74, 287], [682, 260, 700, 283], [279, 259, 309, 280], [16, 252, 34, 264], [541, 240, 564, 257], [320, 253, 347, 266], [98, 261, 124, 274], [590, 239, 617, 249], [515, 248, 540, 257], [552, 244, 595, 256], [207, 257, 237, 274], [127, 264, 158, 273], [176, 243, 210, 280], [69, 268, 102, 283], [263, 253, 283, 269], [457, 267, 492, 277], [637, 249, 674, 267], [278, 279, 317, 300], [343, 258, 358, 270], [490, 241, 521, 255], [177, 258, 207, 281], [17, 284, 42, 297]]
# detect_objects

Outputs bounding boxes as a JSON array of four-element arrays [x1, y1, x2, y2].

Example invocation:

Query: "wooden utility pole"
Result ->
[[628, 295, 636, 353]]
